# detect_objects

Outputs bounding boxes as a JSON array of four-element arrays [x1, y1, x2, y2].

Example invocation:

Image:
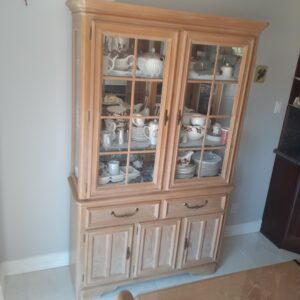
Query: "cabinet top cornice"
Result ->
[[66, 0, 267, 36]]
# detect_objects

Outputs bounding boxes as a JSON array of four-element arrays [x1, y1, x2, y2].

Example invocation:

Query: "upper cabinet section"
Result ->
[[67, 0, 267, 199], [90, 22, 178, 197]]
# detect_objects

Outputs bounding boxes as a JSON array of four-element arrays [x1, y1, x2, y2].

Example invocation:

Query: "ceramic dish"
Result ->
[[107, 105, 128, 114], [121, 166, 140, 181]]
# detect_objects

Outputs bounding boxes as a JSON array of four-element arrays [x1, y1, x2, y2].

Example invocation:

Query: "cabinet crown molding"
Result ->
[[66, 0, 268, 36]]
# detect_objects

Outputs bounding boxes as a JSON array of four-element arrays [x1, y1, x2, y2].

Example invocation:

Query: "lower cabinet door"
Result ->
[[85, 225, 133, 286], [133, 219, 181, 277], [177, 213, 223, 269]]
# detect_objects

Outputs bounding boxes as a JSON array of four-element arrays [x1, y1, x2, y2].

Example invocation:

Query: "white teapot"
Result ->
[[137, 48, 164, 77]]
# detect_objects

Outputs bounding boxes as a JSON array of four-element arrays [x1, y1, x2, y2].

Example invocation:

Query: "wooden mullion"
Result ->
[[125, 38, 138, 184], [197, 46, 220, 178]]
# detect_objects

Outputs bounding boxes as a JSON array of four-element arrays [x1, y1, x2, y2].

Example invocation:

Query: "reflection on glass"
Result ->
[[101, 80, 132, 116], [136, 40, 166, 78], [98, 154, 127, 186], [100, 119, 129, 152], [184, 83, 215, 115], [103, 35, 135, 76], [188, 45, 217, 80], [128, 153, 155, 184], [216, 47, 243, 80], [134, 81, 162, 117], [210, 83, 236, 116]]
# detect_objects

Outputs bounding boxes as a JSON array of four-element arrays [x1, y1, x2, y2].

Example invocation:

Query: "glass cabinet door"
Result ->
[[173, 36, 246, 184], [91, 23, 177, 195]]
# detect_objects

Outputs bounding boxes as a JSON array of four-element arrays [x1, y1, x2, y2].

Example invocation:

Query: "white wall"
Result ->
[[0, 0, 299, 264], [0, 0, 72, 262]]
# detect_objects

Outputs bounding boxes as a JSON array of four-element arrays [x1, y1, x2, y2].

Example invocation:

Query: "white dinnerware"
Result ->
[[108, 160, 120, 175], [143, 120, 159, 145], [184, 125, 204, 141], [132, 114, 145, 127], [221, 63, 233, 78], [177, 151, 194, 167], [191, 114, 208, 127], [101, 130, 114, 148], [137, 48, 164, 77]]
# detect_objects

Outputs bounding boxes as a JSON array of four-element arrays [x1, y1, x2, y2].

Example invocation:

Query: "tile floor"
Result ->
[[4, 233, 300, 300]]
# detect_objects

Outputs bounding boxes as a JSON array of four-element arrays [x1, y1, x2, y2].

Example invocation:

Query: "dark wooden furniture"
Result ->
[[261, 53, 300, 254]]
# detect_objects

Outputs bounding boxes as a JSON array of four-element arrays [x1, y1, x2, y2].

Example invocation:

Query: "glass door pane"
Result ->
[[103, 35, 135, 77], [97, 33, 167, 188], [175, 42, 244, 182]]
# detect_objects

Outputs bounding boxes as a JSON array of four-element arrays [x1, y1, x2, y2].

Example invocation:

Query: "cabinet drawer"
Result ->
[[163, 195, 226, 218], [86, 201, 160, 229]]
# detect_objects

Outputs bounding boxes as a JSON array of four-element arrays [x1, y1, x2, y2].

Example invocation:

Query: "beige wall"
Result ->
[[0, 0, 299, 262]]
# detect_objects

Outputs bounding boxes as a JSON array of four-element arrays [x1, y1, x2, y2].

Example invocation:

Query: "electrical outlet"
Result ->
[[274, 101, 282, 114]]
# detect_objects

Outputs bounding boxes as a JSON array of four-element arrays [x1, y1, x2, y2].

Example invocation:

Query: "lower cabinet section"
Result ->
[[177, 213, 223, 269], [75, 196, 227, 299], [133, 219, 181, 277], [85, 225, 133, 286]]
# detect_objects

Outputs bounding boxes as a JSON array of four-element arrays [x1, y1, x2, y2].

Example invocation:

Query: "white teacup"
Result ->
[[108, 160, 120, 176], [184, 125, 204, 141], [132, 114, 145, 127]]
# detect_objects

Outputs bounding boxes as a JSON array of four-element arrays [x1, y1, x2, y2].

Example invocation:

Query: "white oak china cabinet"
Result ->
[[66, 1, 267, 299]]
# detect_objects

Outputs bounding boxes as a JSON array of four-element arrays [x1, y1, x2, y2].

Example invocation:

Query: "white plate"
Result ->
[[176, 173, 194, 179], [121, 166, 140, 181], [107, 105, 128, 114], [104, 70, 133, 76]]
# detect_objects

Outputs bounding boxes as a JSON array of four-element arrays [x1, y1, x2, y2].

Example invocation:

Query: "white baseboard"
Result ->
[[0, 262, 4, 300], [0, 251, 69, 278], [0, 286, 4, 300], [224, 220, 262, 237]]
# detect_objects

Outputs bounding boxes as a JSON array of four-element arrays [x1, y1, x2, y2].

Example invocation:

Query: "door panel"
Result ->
[[133, 219, 181, 277], [90, 21, 179, 197], [177, 213, 223, 269], [166, 30, 253, 190], [85, 225, 133, 286]]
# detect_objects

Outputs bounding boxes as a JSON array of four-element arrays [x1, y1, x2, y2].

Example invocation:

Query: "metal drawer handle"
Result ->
[[111, 208, 139, 218], [184, 200, 208, 209]]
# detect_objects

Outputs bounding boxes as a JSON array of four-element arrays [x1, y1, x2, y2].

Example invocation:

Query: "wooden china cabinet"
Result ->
[[66, 1, 267, 299]]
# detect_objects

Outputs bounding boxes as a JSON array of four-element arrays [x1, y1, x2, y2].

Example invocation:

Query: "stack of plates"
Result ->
[[98, 170, 125, 184], [176, 164, 196, 179], [132, 126, 147, 142], [192, 151, 222, 177]]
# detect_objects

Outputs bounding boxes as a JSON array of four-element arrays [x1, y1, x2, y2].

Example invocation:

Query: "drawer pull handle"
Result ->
[[111, 208, 139, 218], [184, 200, 208, 209]]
